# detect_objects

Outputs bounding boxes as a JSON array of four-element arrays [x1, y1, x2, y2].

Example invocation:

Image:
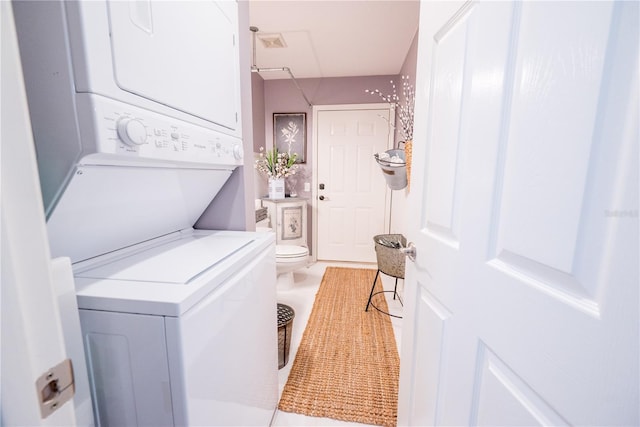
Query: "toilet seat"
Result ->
[[274, 245, 308, 291], [276, 245, 308, 259], [276, 245, 309, 258]]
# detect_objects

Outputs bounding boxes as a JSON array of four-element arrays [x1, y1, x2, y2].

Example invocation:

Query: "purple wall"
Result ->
[[251, 72, 265, 151], [262, 74, 399, 179], [262, 75, 400, 251], [390, 29, 419, 235], [251, 31, 419, 251], [401, 30, 419, 84], [395, 30, 419, 144], [195, 0, 255, 231]]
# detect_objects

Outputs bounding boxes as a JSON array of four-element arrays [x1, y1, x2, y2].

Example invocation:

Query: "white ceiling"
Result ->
[[248, 1, 420, 80]]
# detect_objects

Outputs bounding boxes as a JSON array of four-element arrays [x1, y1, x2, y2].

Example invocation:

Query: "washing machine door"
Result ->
[[107, 1, 240, 131]]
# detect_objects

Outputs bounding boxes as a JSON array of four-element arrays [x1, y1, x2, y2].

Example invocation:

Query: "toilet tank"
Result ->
[[261, 198, 307, 247]]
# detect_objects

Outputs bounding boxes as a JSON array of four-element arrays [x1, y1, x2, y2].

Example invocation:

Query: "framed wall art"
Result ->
[[274, 112, 306, 163], [281, 206, 303, 241]]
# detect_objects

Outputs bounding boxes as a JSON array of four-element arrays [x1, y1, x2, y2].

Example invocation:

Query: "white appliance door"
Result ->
[[399, 1, 639, 426], [46, 165, 233, 263], [80, 310, 174, 427], [107, 1, 240, 131], [165, 246, 278, 426]]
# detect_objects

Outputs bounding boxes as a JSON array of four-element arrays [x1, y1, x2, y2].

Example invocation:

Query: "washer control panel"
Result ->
[[84, 96, 243, 166]]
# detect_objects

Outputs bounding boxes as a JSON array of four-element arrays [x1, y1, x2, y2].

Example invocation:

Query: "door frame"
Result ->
[[311, 103, 394, 262], [2, 2, 93, 424]]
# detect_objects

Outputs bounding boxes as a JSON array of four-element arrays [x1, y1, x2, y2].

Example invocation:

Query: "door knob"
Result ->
[[319, 195, 325, 201], [400, 242, 416, 262]]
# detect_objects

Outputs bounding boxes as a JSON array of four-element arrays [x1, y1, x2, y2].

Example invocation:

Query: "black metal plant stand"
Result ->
[[365, 234, 406, 319], [365, 269, 403, 318]]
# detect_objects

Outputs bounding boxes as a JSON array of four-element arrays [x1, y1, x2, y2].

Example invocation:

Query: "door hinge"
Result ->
[[36, 358, 75, 418]]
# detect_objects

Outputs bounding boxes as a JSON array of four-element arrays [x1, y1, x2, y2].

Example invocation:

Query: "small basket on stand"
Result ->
[[374, 149, 407, 190], [365, 234, 406, 318]]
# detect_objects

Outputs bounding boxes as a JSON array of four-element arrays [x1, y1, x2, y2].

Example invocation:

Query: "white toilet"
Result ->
[[273, 244, 309, 290], [258, 198, 309, 291]]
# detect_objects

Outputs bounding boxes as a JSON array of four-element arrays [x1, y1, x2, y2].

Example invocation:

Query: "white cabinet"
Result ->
[[262, 198, 307, 247]]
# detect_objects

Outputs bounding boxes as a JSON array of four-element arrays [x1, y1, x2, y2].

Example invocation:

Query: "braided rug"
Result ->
[[278, 267, 400, 427]]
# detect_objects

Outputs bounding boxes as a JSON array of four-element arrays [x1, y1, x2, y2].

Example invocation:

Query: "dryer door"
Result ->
[[107, 1, 240, 131]]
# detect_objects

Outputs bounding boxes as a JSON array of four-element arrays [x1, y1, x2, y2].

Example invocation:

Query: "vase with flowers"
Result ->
[[366, 75, 415, 189], [255, 146, 298, 199]]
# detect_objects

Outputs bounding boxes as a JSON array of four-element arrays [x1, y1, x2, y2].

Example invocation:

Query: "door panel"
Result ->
[[408, 287, 451, 425], [495, 1, 613, 274], [470, 344, 569, 426], [424, 11, 467, 247], [108, 1, 240, 130], [316, 107, 393, 262], [400, 1, 639, 426]]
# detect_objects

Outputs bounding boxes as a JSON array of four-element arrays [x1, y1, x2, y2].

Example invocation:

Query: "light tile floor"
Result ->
[[271, 261, 404, 427]]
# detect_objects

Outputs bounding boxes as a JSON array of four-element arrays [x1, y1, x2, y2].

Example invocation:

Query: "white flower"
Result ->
[[365, 75, 415, 141], [255, 146, 299, 179]]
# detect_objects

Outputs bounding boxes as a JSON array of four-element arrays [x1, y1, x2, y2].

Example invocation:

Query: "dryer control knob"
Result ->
[[117, 117, 148, 146], [233, 144, 244, 160]]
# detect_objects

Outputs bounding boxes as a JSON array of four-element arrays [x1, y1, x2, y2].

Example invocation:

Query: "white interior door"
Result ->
[[315, 105, 393, 262], [2, 4, 93, 425], [399, 1, 639, 426]]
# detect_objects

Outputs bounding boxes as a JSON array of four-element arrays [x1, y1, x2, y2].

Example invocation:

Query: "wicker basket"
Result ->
[[277, 303, 295, 369], [373, 234, 406, 279]]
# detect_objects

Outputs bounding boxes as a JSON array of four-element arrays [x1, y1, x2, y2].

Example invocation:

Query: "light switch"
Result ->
[[304, 182, 310, 192]]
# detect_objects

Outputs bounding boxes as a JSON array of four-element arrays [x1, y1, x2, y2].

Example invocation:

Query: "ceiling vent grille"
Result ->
[[257, 33, 287, 48]]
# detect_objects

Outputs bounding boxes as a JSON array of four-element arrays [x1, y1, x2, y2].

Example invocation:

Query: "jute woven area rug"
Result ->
[[278, 267, 400, 427]]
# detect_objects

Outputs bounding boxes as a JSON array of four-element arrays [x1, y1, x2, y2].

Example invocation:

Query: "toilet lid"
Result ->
[[276, 245, 308, 258]]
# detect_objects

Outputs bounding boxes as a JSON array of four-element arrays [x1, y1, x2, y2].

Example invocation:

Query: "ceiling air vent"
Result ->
[[257, 33, 287, 48]]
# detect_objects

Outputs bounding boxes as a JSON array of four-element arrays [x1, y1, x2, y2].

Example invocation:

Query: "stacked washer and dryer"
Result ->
[[13, 1, 278, 426]]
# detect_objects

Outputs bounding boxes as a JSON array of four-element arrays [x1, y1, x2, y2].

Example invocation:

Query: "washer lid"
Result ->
[[76, 234, 253, 284], [276, 245, 308, 258], [47, 165, 234, 263]]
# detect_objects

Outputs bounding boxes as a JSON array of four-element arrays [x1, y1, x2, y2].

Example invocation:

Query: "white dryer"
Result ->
[[13, 1, 278, 425], [14, 0, 242, 218]]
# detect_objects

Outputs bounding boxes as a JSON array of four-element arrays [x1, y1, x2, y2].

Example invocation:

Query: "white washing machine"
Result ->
[[73, 229, 277, 426], [13, 1, 278, 425]]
